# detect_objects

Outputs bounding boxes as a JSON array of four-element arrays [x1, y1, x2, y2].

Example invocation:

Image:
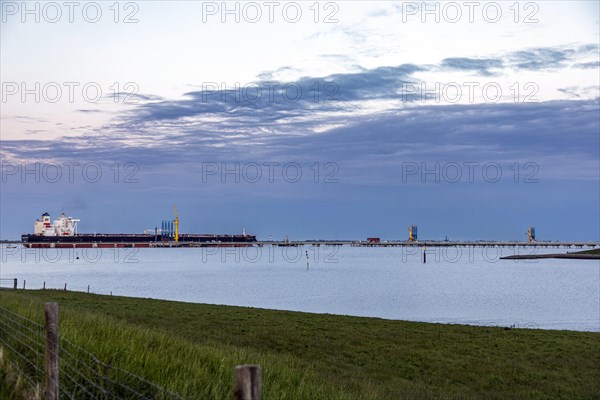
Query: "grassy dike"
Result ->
[[572, 248, 600, 255], [1, 290, 599, 399]]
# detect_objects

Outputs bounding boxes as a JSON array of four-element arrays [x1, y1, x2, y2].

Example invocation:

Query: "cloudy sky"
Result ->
[[1, 1, 599, 240]]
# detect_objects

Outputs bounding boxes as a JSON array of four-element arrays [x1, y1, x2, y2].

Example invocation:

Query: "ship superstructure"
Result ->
[[34, 212, 80, 236]]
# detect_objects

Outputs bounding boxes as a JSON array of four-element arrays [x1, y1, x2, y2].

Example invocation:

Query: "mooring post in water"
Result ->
[[87, 285, 90, 293], [13, 279, 17, 290], [43, 281, 46, 290], [234, 365, 261, 400], [423, 245, 427, 263], [64, 283, 67, 291], [45, 303, 59, 400], [23, 280, 26, 290]]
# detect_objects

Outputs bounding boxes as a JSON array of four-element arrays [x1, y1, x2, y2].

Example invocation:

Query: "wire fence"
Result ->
[[0, 279, 17, 289], [1, 278, 117, 297], [0, 304, 185, 400], [0, 304, 45, 393]]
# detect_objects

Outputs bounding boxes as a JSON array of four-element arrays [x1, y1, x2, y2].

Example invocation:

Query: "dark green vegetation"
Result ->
[[571, 248, 600, 255], [501, 246, 600, 260], [1, 290, 599, 399]]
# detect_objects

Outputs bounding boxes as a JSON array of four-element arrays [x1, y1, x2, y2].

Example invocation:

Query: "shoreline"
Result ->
[[501, 253, 600, 260]]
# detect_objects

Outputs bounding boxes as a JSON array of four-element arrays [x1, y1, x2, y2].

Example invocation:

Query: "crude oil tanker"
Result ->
[[21, 212, 256, 248]]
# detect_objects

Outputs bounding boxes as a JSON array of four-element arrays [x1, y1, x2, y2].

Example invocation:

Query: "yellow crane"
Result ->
[[173, 204, 179, 242], [528, 226, 535, 243], [409, 225, 417, 242]]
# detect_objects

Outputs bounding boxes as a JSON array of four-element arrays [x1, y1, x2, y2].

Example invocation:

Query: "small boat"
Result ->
[[6, 244, 17, 249]]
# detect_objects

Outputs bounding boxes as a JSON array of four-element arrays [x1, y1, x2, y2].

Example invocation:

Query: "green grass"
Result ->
[[1, 290, 599, 399], [572, 248, 600, 255]]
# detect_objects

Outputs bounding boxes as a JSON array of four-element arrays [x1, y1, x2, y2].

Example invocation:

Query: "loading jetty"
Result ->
[[9, 240, 600, 249]]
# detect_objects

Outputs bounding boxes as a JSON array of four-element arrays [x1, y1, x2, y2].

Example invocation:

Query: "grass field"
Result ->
[[1, 289, 599, 399], [572, 248, 600, 255]]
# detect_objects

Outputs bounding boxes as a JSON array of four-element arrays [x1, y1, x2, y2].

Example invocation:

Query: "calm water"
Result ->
[[1, 244, 598, 331]]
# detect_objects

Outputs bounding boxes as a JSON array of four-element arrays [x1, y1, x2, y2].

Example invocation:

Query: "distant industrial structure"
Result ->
[[528, 226, 536, 242], [409, 225, 418, 242], [405, 225, 538, 244], [159, 205, 180, 242]]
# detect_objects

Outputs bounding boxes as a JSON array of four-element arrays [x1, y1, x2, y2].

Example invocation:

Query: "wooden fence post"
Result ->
[[45, 303, 59, 400], [234, 365, 261, 400]]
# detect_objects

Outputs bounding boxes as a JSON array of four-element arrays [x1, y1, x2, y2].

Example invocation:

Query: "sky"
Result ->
[[1, 0, 599, 241]]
